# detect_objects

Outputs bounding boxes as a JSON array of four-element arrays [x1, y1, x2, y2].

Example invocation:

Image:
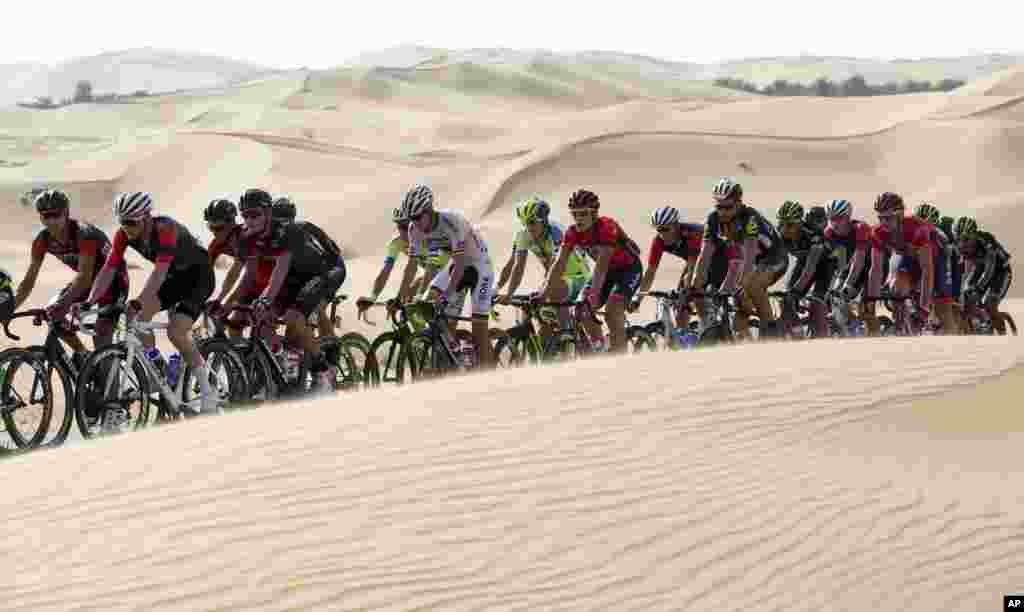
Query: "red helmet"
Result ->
[[874, 192, 904, 214], [568, 189, 600, 210]]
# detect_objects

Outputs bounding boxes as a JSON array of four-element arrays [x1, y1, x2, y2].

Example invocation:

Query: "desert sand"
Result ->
[[1, 53, 1023, 610]]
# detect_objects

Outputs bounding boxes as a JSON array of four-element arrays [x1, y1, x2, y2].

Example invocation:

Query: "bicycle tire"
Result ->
[[0, 349, 53, 449], [370, 331, 412, 385], [491, 332, 525, 368], [74, 344, 152, 440], [28, 346, 76, 448], [319, 335, 363, 391], [997, 312, 1018, 336], [626, 327, 658, 352], [197, 338, 251, 409]]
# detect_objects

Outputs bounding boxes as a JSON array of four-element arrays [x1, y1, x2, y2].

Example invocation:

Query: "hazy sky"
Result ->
[[5, 0, 1021, 68]]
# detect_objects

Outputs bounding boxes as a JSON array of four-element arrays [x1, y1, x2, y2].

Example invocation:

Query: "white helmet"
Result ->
[[712, 177, 743, 201], [650, 206, 680, 227], [401, 185, 434, 220], [113, 191, 153, 220], [826, 199, 852, 219]]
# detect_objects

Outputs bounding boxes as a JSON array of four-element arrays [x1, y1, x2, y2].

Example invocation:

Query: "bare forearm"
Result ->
[[87, 266, 115, 304]]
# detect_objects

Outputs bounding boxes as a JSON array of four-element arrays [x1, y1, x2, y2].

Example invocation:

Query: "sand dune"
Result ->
[[2, 334, 1023, 611], [2, 48, 1024, 611]]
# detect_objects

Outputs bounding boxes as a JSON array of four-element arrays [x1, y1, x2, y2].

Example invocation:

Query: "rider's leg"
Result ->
[[542, 277, 569, 339]]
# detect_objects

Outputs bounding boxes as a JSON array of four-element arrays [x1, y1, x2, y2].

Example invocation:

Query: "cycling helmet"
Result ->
[[204, 198, 237, 223], [517, 196, 551, 226], [913, 202, 941, 224], [712, 177, 743, 201], [650, 206, 680, 227], [953, 216, 979, 240], [939, 215, 955, 234], [826, 198, 852, 219], [272, 197, 297, 222], [777, 200, 804, 223], [34, 189, 70, 213], [806, 205, 828, 230], [401, 184, 434, 220], [568, 189, 600, 210], [874, 191, 904, 214], [239, 188, 273, 211], [113, 191, 153, 220]]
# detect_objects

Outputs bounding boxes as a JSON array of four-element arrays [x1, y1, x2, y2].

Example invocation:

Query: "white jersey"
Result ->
[[409, 209, 489, 266]]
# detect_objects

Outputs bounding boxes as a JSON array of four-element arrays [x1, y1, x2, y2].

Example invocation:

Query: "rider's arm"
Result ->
[[721, 238, 755, 293], [86, 229, 128, 305], [793, 243, 825, 292], [680, 258, 696, 290], [137, 220, 179, 307], [445, 252, 467, 302], [13, 253, 44, 311], [540, 246, 571, 297], [261, 253, 292, 303], [637, 238, 663, 298], [973, 248, 998, 291], [504, 251, 529, 298], [416, 264, 439, 297], [691, 239, 716, 290], [496, 247, 516, 292], [62, 249, 97, 306], [587, 246, 613, 300], [397, 258, 419, 302], [225, 258, 257, 306], [845, 244, 868, 290], [214, 258, 244, 303]]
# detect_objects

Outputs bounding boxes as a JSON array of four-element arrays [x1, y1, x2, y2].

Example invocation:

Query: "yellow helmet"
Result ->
[[516, 196, 551, 226]]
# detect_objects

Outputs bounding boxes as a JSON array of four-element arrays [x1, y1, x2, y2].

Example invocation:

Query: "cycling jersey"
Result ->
[[703, 205, 784, 262], [825, 219, 873, 288], [384, 235, 451, 270], [562, 216, 641, 270], [871, 216, 944, 256], [782, 222, 830, 262], [514, 220, 591, 279], [409, 209, 490, 266], [296, 221, 344, 266], [208, 225, 275, 288], [239, 219, 336, 280], [108, 216, 209, 274], [647, 223, 703, 268], [32, 219, 128, 282]]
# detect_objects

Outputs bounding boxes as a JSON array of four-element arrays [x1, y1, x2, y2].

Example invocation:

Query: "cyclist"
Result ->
[[540, 188, 643, 354], [692, 177, 787, 340], [14, 190, 129, 363], [955, 216, 1013, 335], [269, 195, 346, 340], [400, 184, 495, 368], [824, 198, 880, 335], [83, 191, 218, 416], [805, 205, 828, 234], [914, 202, 963, 330], [496, 196, 591, 334], [236, 188, 346, 392], [358, 207, 450, 322], [631, 205, 709, 334], [205, 198, 275, 339], [777, 200, 833, 338], [867, 192, 959, 334]]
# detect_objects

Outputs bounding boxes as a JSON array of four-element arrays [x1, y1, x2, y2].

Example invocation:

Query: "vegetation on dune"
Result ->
[[714, 74, 966, 97], [18, 79, 153, 109]]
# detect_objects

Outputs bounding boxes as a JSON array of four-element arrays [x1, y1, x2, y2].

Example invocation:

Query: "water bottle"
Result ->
[[144, 347, 166, 375], [166, 353, 182, 388], [671, 328, 689, 348]]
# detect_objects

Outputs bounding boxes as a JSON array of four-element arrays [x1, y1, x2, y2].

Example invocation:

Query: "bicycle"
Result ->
[[319, 293, 374, 390], [631, 289, 700, 350], [767, 290, 835, 339], [361, 299, 482, 384], [491, 295, 584, 366], [73, 303, 246, 438], [961, 294, 1019, 336], [696, 291, 763, 346]]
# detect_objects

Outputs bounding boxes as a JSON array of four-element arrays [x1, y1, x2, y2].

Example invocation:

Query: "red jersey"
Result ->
[[563, 217, 641, 270], [870, 215, 940, 257], [208, 225, 274, 288], [107, 216, 209, 273]]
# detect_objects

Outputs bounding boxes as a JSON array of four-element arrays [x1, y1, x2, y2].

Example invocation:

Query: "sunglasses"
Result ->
[[208, 224, 228, 232], [655, 225, 673, 233], [241, 210, 264, 219], [40, 211, 63, 220], [569, 208, 594, 217], [119, 218, 143, 228]]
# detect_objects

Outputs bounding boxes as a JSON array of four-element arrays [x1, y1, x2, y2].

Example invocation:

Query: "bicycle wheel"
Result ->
[[320, 335, 363, 391], [370, 331, 414, 385], [491, 331, 524, 368], [196, 338, 251, 409], [997, 312, 1018, 336], [0, 349, 53, 449], [626, 327, 658, 352], [30, 347, 76, 448], [74, 345, 152, 439]]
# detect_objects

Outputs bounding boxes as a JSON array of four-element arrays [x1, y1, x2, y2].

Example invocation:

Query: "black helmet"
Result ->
[[272, 197, 297, 222], [204, 198, 237, 223], [805, 205, 828, 230], [239, 188, 273, 211], [568, 189, 600, 210], [34, 189, 70, 213]]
